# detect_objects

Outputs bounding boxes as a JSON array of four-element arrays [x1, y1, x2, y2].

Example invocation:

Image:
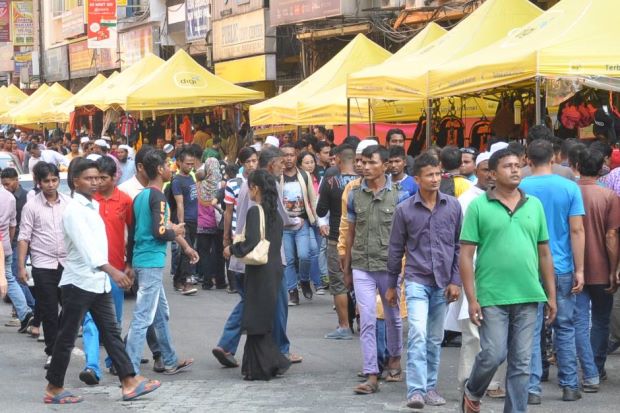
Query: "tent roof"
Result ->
[[347, 0, 542, 101], [74, 71, 120, 108], [0, 84, 50, 124], [1, 83, 73, 125], [0, 84, 28, 115], [429, 0, 620, 97], [296, 23, 446, 125], [124, 49, 264, 111], [43, 74, 108, 123], [250, 33, 391, 126]]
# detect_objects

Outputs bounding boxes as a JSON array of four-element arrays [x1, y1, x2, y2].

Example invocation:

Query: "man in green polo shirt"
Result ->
[[459, 148, 557, 413]]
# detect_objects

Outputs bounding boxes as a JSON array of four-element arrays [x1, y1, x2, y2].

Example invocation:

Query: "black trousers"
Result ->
[[197, 231, 226, 287], [173, 221, 197, 286], [32, 266, 63, 356], [46, 285, 135, 388]]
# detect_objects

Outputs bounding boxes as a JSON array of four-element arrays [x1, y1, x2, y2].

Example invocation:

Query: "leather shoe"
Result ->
[[562, 388, 582, 401], [153, 356, 165, 373], [527, 393, 541, 405]]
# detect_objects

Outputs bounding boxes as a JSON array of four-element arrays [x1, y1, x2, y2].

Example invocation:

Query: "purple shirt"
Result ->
[[387, 190, 462, 289], [601, 167, 620, 196], [0, 186, 17, 255]]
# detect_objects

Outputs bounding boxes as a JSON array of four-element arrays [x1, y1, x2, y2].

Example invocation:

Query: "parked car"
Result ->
[[18, 172, 71, 195], [0, 152, 24, 174]]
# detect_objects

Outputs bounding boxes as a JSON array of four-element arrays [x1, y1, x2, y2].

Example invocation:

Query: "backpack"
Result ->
[[437, 115, 465, 148], [469, 118, 492, 151], [439, 173, 466, 197], [164, 175, 178, 223]]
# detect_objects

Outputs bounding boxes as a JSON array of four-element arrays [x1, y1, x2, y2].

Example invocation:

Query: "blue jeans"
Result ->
[[82, 279, 125, 378], [575, 285, 613, 380], [465, 303, 538, 413], [404, 280, 446, 397], [310, 225, 327, 286], [126, 267, 178, 374], [283, 221, 318, 291], [529, 274, 578, 394], [376, 319, 390, 374], [4, 253, 31, 320], [217, 272, 245, 354], [274, 272, 291, 354], [10, 243, 35, 310]]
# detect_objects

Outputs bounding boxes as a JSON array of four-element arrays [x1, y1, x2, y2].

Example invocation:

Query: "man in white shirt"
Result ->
[[27, 143, 69, 172], [44, 158, 160, 405]]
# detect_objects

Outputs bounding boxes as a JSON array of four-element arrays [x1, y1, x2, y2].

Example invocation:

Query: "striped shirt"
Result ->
[[0, 186, 16, 255], [18, 191, 69, 269], [224, 176, 245, 233]]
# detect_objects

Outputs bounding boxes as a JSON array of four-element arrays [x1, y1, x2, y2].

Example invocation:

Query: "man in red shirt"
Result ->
[[79, 156, 135, 385]]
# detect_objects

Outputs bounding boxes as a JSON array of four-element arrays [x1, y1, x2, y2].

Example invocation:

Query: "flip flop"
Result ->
[[122, 379, 161, 401], [354, 380, 379, 395], [461, 393, 481, 413], [384, 368, 402, 383], [287, 353, 303, 364], [43, 390, 83, 404], [212, 347, 239, 368]]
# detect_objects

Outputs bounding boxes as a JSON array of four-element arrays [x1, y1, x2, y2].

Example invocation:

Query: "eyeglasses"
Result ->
[[460, 147, 478, 156]]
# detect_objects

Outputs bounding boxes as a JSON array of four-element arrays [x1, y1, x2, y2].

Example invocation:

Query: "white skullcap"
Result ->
[[94, 139, 108, 148], [356, 139, 379, 155], [250, 142, 262, 152], [163, 144, 174, 154], [80, 136, 90, 144], [475, 151, 491, 167], [118, 144, 131, 152], [15, 129, 21, 133], [264, 135, 279, 148], [101, 135, 111, 141], [489, 141, 509, 154], [86, 154, 102, 161]]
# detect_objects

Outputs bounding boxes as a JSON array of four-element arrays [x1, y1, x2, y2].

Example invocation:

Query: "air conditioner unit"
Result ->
[[379, 0, 405, 9]]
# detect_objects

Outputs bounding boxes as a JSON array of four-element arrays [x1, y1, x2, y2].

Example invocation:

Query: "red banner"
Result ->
[[87, 0, 117, 49], [0, 1, 9, 42]]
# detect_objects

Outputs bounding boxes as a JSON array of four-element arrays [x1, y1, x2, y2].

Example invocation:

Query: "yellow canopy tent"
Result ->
[[250, 33, 391, 126], [1, 83, 73, 126], [43, 74, 109, 123], [74, 71, 120, 108], [0, 84, 50, 124], [297, 23, 447, 125], [347, 0, 542, 102], [124, 49, 264, 111], [75, 53, 164, 110], [429, 0, 620, 98], [0, 84, 28, 115]]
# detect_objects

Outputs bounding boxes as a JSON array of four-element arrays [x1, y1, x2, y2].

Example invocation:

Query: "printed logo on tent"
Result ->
[[501, 10, 564, 48], [174, 72, 207, 89]]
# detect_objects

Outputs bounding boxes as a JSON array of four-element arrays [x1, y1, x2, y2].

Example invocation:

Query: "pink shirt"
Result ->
[[18, 191, 69, 269], [0, 186, 16, 255]]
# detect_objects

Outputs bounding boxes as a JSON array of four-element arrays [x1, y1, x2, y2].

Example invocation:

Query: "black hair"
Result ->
[[386, 128, 406, 143], [0, 167, 18, 179], [388, 145, 406, 160], [213, 137, 222, 145], [259, 146, 283, 169], [26, 142, 40, 152], [316, 141, 330, 153], [297, 151, 316, 175], [489, 148, 519, 171], [135, 145, 154, 167], [342, 136, 361, 151], [439, 146, 462, 171], [247, 169, 279, 223], [33, 161, 60, 183], [550, 136, 562, 154], [507, 141, 526, 157], [526, 139, 554, 166], [281, 143, 296, 151], [560, 138, 579, 159], [67, 157, 98, 194], [177, 146, 195, 162], [315, 126, 327, 136], [188, 143, 203, 160], [96, 155, 117, 177], [527, 125, 555, 143], [568, 143, 587, 168], [143, 149, 168, 180], [238, 146, 257, 164], [590, 140, 612, 158], [413, 152, 440, 176], [70, 139, 80, 146], [224, 163, 239, 179], [361, 145, 389, 163], [577, 148, 605, 177]]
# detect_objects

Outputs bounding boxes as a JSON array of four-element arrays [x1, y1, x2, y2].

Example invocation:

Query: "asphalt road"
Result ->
[[1, 272, 620, 413]]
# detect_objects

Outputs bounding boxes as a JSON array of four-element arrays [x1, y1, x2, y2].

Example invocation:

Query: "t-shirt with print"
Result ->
[[460, 190, 549, 307], [224, 176, 245, 233], [520, 174, 585, 275], [282, 174, 307, 220], [171, 173, 198, 222]]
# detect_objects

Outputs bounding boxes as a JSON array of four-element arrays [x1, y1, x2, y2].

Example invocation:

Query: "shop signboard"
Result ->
[[14, 49, 32, 76], [69, 40, 97, 78], [185, 0, 210, 42], [214, 54, 275, 83], [62, 6, 85, 39], [87, 0, 117, 49], [212, 8, 275, 61], [212, 0, 263, 20], [270, 0, 342, 26], [0, 1, 10, 43], [0, 43, 13, 72], [119, 25, 153, 70], [96, 47, 119, 71], [44, 46, 69, 82], [11, 1, 34, 46]]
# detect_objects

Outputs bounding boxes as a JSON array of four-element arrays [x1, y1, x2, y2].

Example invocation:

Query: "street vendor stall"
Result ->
[[43, 74, 109, 123], [0, 85, 28, 116]]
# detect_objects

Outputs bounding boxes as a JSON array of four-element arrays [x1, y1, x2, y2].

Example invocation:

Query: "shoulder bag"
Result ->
[[233, 205, 270, 265]]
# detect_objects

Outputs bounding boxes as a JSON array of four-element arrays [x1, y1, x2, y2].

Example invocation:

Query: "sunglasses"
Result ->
[[460, 147, 478, 156]]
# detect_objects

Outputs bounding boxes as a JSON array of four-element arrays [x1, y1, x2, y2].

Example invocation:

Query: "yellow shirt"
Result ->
[[454, 176, 473, 198]]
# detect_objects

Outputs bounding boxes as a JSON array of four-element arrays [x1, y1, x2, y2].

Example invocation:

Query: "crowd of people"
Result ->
[[0, 123, 619, 412]]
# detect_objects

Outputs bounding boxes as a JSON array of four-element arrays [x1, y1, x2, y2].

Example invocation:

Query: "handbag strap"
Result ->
[[256, 204, 266, 241]]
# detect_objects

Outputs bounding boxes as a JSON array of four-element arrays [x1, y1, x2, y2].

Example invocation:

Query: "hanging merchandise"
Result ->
[[165, 115, 174, 141], [408, 111, 427, 157], [436, 100, 465, 148], [180, 115, 193, 143], [491, 93, 521, 140], [557, 89, 599, 140], [469, 117, 492, 151]]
